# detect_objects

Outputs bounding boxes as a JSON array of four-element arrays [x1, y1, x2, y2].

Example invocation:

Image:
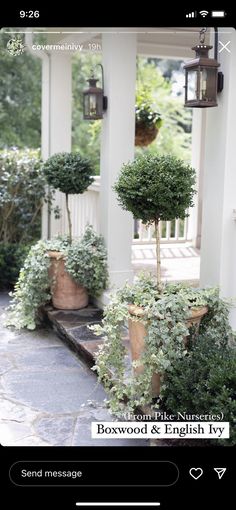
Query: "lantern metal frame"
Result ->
[[83, 63, 108, 120], [184, 27, 224, 108]]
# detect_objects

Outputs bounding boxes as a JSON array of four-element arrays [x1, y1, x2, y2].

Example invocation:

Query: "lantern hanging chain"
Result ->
[[199, 27, 207, 44], [89, 63, 104, 89], [90, 66, 96, 79]]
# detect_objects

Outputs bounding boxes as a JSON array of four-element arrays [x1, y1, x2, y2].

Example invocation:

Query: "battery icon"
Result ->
[[211, 11, 226, 17]]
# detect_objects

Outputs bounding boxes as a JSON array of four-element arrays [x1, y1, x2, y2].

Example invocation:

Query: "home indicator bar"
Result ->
[[75, 504, 161, 507]]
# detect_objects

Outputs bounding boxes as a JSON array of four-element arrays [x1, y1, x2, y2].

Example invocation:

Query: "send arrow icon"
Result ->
[[214, 468, 227, 479]]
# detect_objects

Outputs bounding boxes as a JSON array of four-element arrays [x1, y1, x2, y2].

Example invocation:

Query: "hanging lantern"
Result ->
[[184, 28, 223, 108], [83, 64, 108, 120]]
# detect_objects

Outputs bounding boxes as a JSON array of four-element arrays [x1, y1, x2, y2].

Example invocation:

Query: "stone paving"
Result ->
[[0, 294, 147, 447]]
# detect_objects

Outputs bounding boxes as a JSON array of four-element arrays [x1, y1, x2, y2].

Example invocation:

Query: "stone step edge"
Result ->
[[44, 309, 101, 367]]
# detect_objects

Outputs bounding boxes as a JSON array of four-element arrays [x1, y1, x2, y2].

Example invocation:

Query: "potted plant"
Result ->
[[91, 278, 220, 413], [42, 152, 94, 309], [114, 154, 208, 377], [135, 88, 162, 147], [6, 225, 109, 330], [91, 154, 208, 411]]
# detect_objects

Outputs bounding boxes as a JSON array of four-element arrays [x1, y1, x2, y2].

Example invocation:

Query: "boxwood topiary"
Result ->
[[43, 152, 94, 242], [114, 154, 196, 291]]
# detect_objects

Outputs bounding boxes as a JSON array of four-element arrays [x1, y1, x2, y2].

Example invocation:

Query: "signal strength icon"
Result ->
[[186, 11, 196, 18], [199, 10, 209, 17]]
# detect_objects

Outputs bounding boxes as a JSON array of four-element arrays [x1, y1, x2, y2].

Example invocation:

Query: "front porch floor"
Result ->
[[132, 242, 200, 286]]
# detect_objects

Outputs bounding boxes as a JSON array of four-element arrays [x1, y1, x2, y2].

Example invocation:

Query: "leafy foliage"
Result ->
[[135, 84, 162, 129], [0, 148, 57, 243], [162, 334, 236, 445], [6, 240, 51, 330], [0, 30, 41, 148], [65, 225, 109, 297], [90, 274, 228, 414], [114, 154, 196, 224], [0, 242, 30, 289], [6, 226, 108, 330], [135, 58, 192, 161], [42, 152, 94, 195]]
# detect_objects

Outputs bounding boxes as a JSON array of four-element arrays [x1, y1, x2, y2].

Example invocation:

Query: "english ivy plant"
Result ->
[[6, 225, 108, 330], [91, 274, 233, 414], [65, 225, 109, 297]]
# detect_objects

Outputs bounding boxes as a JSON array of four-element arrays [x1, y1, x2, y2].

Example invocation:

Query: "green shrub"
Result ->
[[42, 152, 94, 195], [0, 243, 31, 289], [114, 154, 196, 224], [162, 334, 236, 445], [0, 148, 52, 244]]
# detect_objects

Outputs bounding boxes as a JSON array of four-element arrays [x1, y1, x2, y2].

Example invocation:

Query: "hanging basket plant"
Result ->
[[135, 121, 158, 147], [135, 100, 162, 147]]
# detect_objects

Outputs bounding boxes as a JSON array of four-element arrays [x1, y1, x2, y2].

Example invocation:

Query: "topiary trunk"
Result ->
[[65, 194, 72, 244], [154, 219, 162, 293]]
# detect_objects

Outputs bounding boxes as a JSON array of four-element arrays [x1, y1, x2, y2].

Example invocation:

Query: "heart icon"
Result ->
[[189, 467, 203, 480]]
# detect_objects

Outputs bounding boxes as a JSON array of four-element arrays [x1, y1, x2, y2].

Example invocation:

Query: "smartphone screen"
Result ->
[[0, 7, 235, 509]]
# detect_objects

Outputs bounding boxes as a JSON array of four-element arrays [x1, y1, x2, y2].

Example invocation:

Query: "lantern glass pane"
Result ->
[[202, 68, 217, 102], [84, 95, 91, 116], [199, 69, 208, 101], [88, 94, 98, 117], [187, 70, 198, 101]]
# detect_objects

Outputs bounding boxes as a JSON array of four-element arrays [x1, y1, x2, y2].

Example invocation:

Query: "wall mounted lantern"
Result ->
[[83, 64, 108, 120], [184, 27, 224, 108]]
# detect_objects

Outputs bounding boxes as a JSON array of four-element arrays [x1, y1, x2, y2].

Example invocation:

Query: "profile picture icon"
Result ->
[[7, 37, 25, 56]]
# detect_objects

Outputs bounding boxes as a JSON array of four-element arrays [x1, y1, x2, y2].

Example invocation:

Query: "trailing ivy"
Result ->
[[6, 240, 51, 330], [65, 225, 109, 297], [91, 274, 233, 414], [6, 226, 108, 330]]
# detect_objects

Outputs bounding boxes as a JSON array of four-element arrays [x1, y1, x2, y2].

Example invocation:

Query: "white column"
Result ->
[[41, 52, 72, 238], [100, 34, 137, 292], [41, 55, 50, 238], [187, 109, 207, 248], [200, 29, 236, 328]]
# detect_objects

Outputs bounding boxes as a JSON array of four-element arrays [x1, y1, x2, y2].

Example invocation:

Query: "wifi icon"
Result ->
[[199, 10, 209, 17]]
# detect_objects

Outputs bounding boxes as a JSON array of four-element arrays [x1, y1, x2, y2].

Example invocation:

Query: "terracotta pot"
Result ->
[[128, 307, 160, 396], [184, 305, 208, 345], [128, 303, 208, 397], [48, 251, 89, 310], [135, 122, 158, 147]]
